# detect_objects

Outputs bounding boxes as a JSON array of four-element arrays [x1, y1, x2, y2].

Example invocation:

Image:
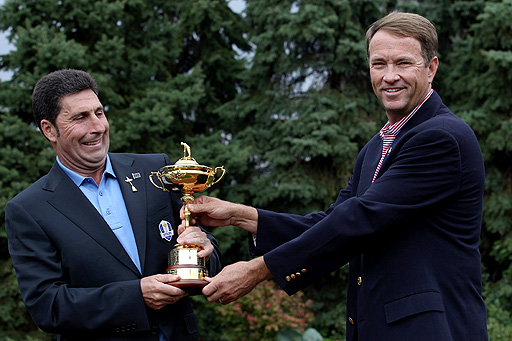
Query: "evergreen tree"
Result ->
[[220, 0, 385, 215]]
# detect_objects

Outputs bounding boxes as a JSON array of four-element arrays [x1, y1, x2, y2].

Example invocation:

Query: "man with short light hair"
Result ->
[[183, 12, 488, 340]]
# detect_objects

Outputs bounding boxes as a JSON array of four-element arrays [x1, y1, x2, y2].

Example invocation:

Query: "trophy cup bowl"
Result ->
[[156, 164, 223, 194], [150, 142, 225, 294]]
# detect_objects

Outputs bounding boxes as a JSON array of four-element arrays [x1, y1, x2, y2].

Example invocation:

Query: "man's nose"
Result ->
[[383, 65, 400, 83], [89, 115, 108, 133]]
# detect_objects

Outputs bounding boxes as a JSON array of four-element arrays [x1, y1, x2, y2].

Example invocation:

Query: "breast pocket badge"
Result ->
[[159, 220, 174, 242]]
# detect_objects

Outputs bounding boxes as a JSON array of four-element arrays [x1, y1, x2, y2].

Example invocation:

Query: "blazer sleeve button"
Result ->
[[285, 276, 291, 282]]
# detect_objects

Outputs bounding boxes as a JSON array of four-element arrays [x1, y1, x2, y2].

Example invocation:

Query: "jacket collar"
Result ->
[[394, 90, 442, 140], [357, 90, 444, 193], [42, 153, 147, 276]]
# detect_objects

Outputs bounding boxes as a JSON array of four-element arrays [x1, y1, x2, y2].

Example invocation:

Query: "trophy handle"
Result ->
[[212, 166, 226, 185], [149, 171, 169, 192]]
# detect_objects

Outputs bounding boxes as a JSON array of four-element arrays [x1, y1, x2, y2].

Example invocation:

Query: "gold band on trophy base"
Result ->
[[150, 142, 225, 294], [166, 244, 208, 294]]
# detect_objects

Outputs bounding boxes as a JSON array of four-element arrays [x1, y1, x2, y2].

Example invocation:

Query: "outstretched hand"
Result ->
[[178, 196, 258, 234], [202, 257, 273, 305], [180, 196, 233, 228]]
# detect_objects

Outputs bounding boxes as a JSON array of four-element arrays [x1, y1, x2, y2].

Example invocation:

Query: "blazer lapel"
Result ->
[[44, 164, 141, 276], [374, 90, 443, 181], [110, 154, 148, 274], [357, 135, 383, 195]]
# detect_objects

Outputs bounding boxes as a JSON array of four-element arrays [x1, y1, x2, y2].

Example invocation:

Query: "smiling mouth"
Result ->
[[83, 140, 101, 146], [384, 88, 403, 93]]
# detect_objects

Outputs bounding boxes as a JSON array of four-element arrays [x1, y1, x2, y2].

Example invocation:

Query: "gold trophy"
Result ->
[[150, 142, 225, 294]]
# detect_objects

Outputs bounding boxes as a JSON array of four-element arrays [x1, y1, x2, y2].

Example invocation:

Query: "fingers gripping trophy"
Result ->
[[150, 142, 225, 293]]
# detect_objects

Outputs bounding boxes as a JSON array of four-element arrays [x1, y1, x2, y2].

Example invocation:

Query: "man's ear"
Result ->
[[428, 56, 439, 83], [40, 119, 58, 142]]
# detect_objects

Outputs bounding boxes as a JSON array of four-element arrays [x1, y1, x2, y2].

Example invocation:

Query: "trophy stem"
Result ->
[[184, 205, 191, 228], [181, 193, 194, 229]]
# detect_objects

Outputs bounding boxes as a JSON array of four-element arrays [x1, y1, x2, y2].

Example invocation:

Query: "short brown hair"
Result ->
[[366, 11, 438, 66]]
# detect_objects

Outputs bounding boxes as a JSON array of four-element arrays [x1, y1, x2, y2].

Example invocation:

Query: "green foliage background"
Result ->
[[0, 0, 511, 339]]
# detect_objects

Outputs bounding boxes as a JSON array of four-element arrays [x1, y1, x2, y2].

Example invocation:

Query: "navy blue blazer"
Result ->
[[6, 153, 221, 340], [252, 91, 488, 340]]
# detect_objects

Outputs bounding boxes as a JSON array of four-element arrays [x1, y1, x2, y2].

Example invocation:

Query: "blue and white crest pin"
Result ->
[[159, 220, 174, 241]]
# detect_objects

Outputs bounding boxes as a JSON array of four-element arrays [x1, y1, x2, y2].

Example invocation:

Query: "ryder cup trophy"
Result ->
[[150, 142, 225, 294]]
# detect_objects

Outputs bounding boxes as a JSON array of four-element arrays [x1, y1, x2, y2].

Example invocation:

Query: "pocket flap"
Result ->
[[384, 291, 445, 324], [183, 312, 198, 334]]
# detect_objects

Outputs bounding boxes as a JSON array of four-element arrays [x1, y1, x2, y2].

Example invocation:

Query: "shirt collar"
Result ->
[[57, 154, 116, 187], [380, 89, 434, 137]]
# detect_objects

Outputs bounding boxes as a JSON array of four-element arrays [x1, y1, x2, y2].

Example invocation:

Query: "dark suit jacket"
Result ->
[[6, 153, 221, 340], [252, 91, 488, 340]]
